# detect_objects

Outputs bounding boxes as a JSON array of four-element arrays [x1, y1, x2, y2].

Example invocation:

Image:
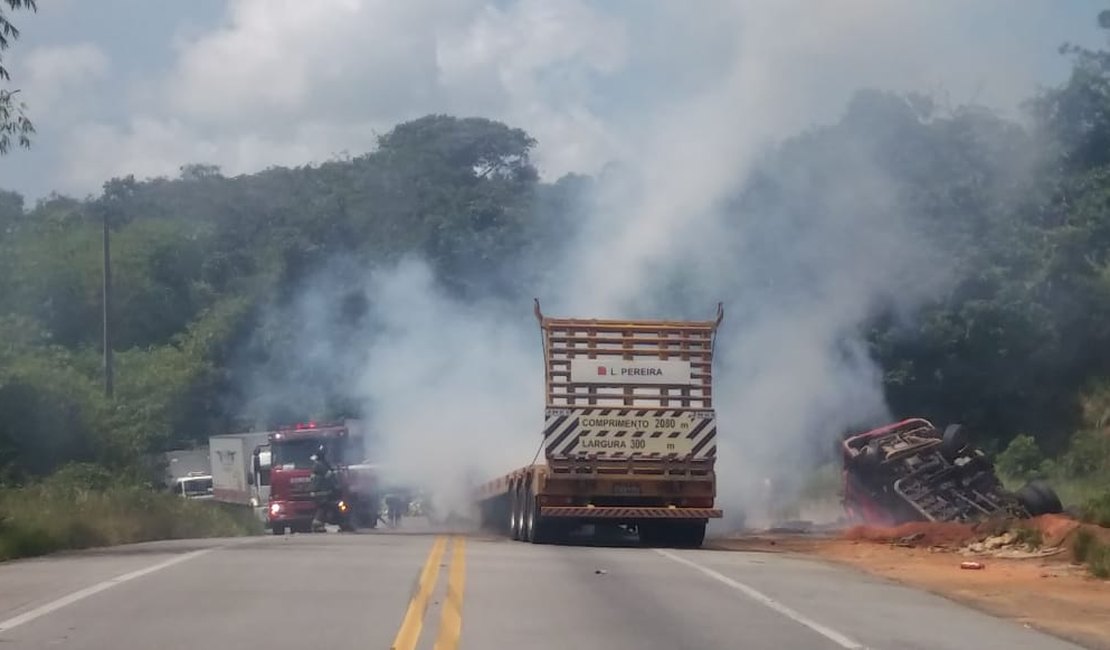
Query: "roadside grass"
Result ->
[[1001, 473, 1110, 524], [1079, 489, 1110, 528], [0, 476, 260, 562], [1013, 525, 1044, 549], [1073, 529, 1110, 579]]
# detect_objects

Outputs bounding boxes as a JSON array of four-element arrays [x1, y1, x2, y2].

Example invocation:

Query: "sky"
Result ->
[[0, 0, 1105, 202]]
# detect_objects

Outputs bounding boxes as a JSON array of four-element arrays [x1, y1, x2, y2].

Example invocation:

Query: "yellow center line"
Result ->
[[433, 537, 467, 650], [391, 535, 448, 650]]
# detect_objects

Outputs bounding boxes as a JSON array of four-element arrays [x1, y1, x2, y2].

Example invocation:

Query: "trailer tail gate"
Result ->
[[537, 300, 722, 464], [475, 304, 725, 547], [538, 300, 720, 410]]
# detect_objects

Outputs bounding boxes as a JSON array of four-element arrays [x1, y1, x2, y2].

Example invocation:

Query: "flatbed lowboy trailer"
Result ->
[[475, 301, 724, 547]]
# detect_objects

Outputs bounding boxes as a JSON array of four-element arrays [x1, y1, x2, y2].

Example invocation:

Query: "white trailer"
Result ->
[[209, 431, 272, 519]]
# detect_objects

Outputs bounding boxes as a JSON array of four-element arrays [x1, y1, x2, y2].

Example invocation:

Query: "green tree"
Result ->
[[0, 0, 35, 154], [995, 434, 1045, 480]]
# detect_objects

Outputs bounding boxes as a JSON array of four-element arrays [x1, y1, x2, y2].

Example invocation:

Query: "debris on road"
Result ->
[[960, 561, 985, 570], [841, 418, 1063, 525], [965, 531, 1017, 553], [895, 532, 925, 547]]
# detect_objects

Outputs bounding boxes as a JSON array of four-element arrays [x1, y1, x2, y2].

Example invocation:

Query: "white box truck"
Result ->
[[210, 431, 272, 521]]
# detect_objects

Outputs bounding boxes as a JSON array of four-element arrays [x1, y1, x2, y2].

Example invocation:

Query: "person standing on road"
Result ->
[[310, 444, 337, 532], [385, 493, 406, 528]]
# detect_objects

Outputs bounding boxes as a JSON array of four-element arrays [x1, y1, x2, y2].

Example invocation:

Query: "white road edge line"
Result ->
[[655, 549, 867, 650], [0, 548, 214, 634]]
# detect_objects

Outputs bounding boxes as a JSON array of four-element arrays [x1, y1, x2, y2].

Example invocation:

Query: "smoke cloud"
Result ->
[[353, 259, 542, 517], [242, 0, 1039, 527]]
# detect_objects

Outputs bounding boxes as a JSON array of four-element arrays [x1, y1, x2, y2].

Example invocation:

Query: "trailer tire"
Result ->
[[639, 522, 664, 546], [673, 522, 707, 548], [510, 486, 522, 541], [523, 490, 536, 543], [525, 491, 556, 544]]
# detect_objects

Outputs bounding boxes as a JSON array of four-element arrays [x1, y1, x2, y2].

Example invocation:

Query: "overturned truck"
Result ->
[[841, 418, 1062, 525]]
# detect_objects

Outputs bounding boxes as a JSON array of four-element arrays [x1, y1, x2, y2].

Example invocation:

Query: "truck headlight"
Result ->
[[270, 503, 282, 515]]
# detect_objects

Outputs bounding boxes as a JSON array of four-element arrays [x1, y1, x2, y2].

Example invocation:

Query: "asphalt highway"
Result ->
[[0, 524, 1086, 650]]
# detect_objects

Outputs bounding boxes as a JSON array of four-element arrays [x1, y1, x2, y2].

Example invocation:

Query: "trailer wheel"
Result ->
[[673, 522, 707, 548], [639, 522, 663, 546], [509, 486, 522, 541], [523, 490, 536, 543], [525, 490, 555, 544]]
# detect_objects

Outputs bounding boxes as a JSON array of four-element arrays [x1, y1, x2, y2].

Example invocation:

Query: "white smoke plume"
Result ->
[[353, 260, 542, 517], [244, 0, 1043, 528]]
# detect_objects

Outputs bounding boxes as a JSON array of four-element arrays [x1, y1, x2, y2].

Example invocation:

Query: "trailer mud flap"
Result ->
[[539, 506, 722, 519]]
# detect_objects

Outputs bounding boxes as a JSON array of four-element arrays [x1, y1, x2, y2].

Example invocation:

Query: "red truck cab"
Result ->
[[265, 422, 380, 534]]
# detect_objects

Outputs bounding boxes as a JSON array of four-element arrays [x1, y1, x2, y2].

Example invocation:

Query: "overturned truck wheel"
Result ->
[[1017, 480, 1063, 516], [940, 424, 968, 460]]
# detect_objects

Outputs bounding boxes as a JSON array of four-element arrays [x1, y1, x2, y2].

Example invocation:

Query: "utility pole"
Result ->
[[102, 207, 114, 399]]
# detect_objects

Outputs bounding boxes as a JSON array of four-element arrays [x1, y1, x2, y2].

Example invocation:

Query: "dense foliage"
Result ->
[[0, 0, 35, 154], [0, 115, 585, 479], [2, 18, 1110, 500]]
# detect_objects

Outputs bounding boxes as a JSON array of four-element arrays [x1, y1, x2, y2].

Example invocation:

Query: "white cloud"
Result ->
[[32, 0, 1090, 197], [63, 116, 381, 189], [20, 42, 109, 117], [167, 0, 465, 126], [436, 0, 629, 176], [53, 0, 632, 191]]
